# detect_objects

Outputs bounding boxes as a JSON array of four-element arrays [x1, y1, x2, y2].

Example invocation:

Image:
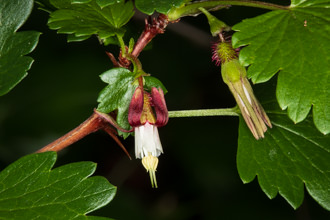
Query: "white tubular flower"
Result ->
[[134, 122, 163, 159], [128, 87, 168, 188]]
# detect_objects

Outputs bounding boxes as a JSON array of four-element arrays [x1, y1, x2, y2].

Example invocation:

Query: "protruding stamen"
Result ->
[[142, 154, 159, 188]]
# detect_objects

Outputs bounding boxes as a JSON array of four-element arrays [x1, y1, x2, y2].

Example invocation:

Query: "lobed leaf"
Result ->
[[135, 0, 184, 15], [48, 0, 134, 44], [232, 0, 330, 134], [0, 0, 40, 96], [0, 152, 116, 219], [97, 68, 137, 136], [237, 80, 330, 210]]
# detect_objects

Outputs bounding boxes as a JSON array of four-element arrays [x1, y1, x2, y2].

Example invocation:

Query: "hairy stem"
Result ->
[[169, 107, 240, 118]]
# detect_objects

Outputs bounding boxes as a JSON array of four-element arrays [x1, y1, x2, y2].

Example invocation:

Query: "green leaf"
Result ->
[[232, 0, 330, 134], [135, 0, 183, 15], [144, 76, 168, 94], [97, 67, 137, 136], [72, 0, 121, 8], [35, 0, 57, 12], [237, 80, 330, 211], [0, 0, 40, 96], [48, 0, 134, 44], [96, 0, 121, 8], [0, 152, 116, 219]]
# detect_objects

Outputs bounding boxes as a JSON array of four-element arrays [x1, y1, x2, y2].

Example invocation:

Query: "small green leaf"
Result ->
[[0, 152, 116, 219], [232, 0, 330, 134], [135, 0, 183, 15], [97, 67, 137, 135], [0, 0, 40, 96], [48, 0, 134, 44], [237, 81, 330, 210], [144, 76, 168, 94]]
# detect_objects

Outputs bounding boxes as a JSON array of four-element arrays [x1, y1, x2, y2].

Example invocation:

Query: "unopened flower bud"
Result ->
[[199, 7, 231, 36], [213, 42, 272, 139]]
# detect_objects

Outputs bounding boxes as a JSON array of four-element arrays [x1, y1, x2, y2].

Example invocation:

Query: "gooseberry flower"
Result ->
[[128, 86, 168, 187], [213, 41, 272, 139]]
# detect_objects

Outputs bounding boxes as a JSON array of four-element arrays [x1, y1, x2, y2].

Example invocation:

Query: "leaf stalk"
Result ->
[[168, 0, 289, 20], [169, 107, 239, 118]]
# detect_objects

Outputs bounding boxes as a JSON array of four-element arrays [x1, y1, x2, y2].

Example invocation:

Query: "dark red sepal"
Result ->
[[128, 87, 144, 127], [151, 87, 169, 127]]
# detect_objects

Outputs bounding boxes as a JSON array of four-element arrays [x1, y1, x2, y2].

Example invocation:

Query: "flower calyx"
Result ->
[[128, 86, 169, 128]]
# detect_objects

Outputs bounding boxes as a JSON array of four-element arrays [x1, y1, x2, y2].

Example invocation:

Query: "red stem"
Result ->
[[37, 111, 131, 158], [37, 113, 101, 153], [132, 14, 169, 57]]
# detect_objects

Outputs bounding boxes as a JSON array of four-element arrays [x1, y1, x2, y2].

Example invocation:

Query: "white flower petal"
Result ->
[[134, 122, 163, 159], [135, 126, 143, 158], [242, 83, 252, 105], [152, 125, 163, 156]]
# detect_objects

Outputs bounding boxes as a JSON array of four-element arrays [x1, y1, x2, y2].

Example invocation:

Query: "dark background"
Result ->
[[0, 1, 329, 219]]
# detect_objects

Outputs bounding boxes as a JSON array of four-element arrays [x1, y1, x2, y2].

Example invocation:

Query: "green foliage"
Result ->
[[0, 0, 40, 96], [237, 81, 330, 210], [135, 0, 184, 15], [97, 67, 137, 135], [35, 0, 57, 12], [232, 0, 330, 134], [95, 0, 121, 8], [144, 76, 168, 93], [0, 152, 116, 219], [48, 0, 134, 44], [72, 0, 123, 8]]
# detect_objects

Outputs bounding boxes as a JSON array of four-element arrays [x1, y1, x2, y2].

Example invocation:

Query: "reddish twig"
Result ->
[[131, 14, 169, 58], [103, 126, 131, 159], [106, 51, 123, 67], [37, 110, 131, 159], [112, 14, 170, 68]]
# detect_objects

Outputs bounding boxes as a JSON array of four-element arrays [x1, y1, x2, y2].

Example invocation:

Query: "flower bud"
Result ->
[[199, 7, 231, 36], [214, 42, 272, 139]]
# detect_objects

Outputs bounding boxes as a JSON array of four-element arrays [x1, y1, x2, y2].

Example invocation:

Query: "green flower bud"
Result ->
[[213, 41, 272, 139], [221, 59, 246, 84]]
